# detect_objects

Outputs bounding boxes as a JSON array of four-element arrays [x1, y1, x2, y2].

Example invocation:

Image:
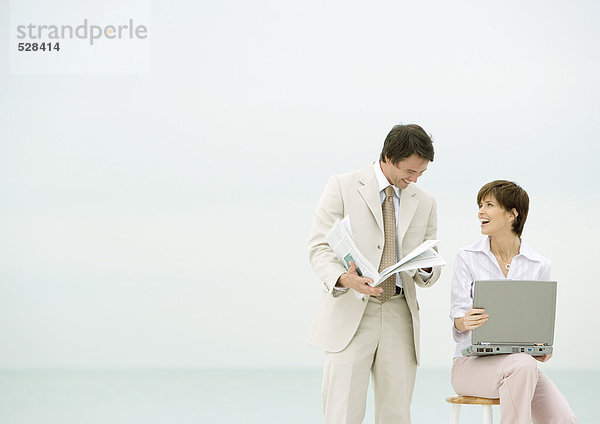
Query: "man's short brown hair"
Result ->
[[379, 124, 435, 164], [477, 180, 530, 237]]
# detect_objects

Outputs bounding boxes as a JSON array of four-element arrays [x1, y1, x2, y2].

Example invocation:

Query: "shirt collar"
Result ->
[[464, 236, 545, 262], [518, 239, 546, 262], [372, 161, 401, 197]]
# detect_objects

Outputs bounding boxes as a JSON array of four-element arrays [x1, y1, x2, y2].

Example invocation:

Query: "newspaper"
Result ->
[[326, 216, 446, 287]]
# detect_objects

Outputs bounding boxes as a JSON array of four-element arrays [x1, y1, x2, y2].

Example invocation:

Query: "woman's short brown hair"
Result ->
[[477, 180, 529, 237]]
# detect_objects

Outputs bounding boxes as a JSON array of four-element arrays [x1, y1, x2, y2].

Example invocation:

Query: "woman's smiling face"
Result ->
[[478, 195, 517, 237]]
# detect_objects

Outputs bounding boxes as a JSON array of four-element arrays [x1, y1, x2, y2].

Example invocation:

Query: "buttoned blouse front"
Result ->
[[450, 236, 551, 357]]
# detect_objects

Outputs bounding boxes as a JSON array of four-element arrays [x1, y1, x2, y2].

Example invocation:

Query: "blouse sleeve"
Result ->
[[540, 258, 552, 280], [450, 249, 474, 321]]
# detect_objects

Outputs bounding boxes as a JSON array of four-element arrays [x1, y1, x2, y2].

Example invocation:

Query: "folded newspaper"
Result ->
[[326, 216, 446, 287]]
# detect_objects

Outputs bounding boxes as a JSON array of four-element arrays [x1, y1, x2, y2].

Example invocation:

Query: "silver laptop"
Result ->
[[461, 280, 557, 357]]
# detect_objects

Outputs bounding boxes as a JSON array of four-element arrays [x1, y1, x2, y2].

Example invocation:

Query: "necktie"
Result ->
[[378, 186, 397, 303]]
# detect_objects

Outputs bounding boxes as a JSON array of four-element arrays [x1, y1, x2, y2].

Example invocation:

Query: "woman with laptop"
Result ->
[[450, 180, 577, 423]]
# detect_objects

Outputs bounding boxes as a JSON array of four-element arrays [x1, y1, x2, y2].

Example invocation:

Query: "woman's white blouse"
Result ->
[[450, 236, 551, 357]]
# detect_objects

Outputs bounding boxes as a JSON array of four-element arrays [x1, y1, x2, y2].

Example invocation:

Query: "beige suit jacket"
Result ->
[[308, 164, 441, 364]]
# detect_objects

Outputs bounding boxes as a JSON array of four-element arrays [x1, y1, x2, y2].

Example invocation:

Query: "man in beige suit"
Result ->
[[308, 124, 441, 424]]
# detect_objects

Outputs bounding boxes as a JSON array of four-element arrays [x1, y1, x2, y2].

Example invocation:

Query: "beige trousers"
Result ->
[[322, 294, 417, 424], [451, 354, 577, 424]]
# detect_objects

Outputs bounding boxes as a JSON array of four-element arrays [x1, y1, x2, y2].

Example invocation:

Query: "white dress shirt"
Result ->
[[333, 161, 432, 294], [450, 236, 551, 357], [372, 161, 432, 288]]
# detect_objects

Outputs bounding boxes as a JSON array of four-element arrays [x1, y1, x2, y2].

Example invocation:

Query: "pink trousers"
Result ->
[[451, 354, 577, 424]]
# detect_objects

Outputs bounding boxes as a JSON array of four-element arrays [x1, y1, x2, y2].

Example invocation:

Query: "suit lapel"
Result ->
[[397, 184, 419, 247], [357, 166, 384, 233]]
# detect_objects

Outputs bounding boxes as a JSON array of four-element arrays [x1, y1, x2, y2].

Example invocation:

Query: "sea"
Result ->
[[0, 368, 597, 423]]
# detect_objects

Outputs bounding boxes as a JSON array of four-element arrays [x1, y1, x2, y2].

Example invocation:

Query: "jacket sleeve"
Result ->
[[414, 196, 442, 288], [308, 176, 349, 296]]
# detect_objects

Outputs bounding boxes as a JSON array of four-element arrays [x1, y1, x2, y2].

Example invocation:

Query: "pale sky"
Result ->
[[1, 0, 599, 369]]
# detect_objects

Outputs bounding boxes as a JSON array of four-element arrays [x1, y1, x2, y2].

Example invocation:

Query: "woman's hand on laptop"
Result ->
[[533, 344, 552, 362], [454, 308, 489, 332], [534, 354, 552, 362]]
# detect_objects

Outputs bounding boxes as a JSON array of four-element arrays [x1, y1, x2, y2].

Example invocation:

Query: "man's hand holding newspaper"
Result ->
[[337, 261, 383, 296], [326, 216, 446, 297]]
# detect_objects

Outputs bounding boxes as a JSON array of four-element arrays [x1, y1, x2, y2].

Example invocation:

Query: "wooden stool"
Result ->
[[446, 395, 500, 424]]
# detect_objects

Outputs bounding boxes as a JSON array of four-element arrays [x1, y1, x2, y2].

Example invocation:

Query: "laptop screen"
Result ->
[[472, 280, 557, 345]]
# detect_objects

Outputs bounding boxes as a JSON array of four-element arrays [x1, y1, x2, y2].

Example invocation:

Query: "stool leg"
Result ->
[[482, 405, 493, 424], [450, 404, 461, 424]]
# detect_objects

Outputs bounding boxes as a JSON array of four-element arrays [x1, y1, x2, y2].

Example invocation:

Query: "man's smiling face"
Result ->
[[380, 154, 429, 189]]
